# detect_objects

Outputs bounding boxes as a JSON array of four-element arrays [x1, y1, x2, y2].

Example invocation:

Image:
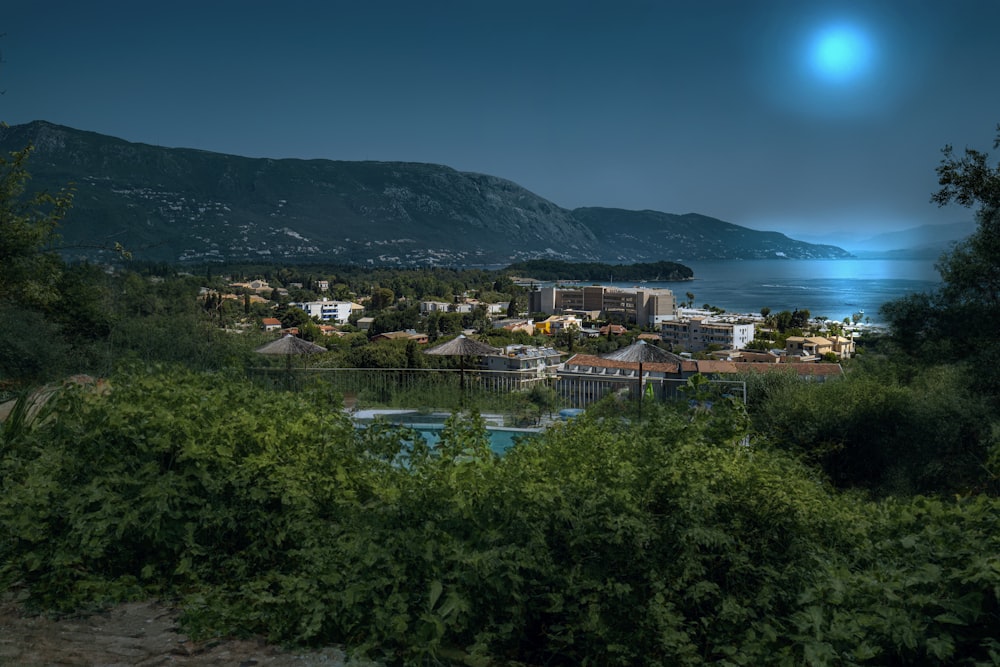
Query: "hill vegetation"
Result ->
[[0, 121, 851, 266], [1, 127, 999, 665], [505, 259, 693, 282]]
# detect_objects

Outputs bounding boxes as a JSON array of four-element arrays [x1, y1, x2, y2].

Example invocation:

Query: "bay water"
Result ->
[[609, 258, 942, 325]]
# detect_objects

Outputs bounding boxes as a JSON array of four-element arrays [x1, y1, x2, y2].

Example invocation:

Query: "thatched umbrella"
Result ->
[[424, 334, 500, 395], [256, 334, 328, 357], [603, 339, 681, 414], [255, 334, 327, 386]]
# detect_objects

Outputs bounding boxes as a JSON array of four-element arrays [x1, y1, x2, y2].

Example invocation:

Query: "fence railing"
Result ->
[[246, 366, 746, 424], [246, 367, 560, 422]]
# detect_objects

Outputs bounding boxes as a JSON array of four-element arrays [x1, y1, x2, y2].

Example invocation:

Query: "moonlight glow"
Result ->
[[808, 24, 873, 83]]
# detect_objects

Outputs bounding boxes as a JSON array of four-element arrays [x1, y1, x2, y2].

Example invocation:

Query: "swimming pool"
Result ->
[[352, 410, 540, 454], [402, 423, 538, 454]]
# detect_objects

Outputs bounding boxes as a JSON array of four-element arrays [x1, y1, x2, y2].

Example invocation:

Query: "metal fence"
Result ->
[[557, 374, 746, 407], [247, 367, 556, 419], [247, 366, 746, 422]]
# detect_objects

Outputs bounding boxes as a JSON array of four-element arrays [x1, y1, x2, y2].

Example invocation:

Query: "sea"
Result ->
[[605, 258, 942, 325]]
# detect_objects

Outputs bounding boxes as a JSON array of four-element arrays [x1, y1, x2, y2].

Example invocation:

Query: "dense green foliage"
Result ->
[[881, 124, 1000, 399], [745, 361, 998, 495], [2, 368, 999, 666], [504, 259, 693, 282], [0, 143, 73, 309]]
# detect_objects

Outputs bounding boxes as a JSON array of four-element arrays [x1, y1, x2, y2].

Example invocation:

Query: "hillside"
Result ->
[[0, 121, 850, 265], [572, 207, 851, 261]]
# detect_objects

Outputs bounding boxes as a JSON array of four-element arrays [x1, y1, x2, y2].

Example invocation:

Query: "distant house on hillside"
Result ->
[[230, 279, 271, 294], [420, 300, 452, 314], [492, 318, 535, 335], [371, 330, 429, 344], [261, 317, 282, 332], [599, 324, 628, 336], [785, 335, 855, 361], [290, 298, 363, 324], [534, 314, 583, 336]]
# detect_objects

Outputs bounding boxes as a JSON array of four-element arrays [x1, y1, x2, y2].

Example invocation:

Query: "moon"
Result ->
[[808, 23, 874, 84]]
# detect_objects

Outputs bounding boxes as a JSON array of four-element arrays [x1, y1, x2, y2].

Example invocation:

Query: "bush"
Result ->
[[2, 367, 999, 665]]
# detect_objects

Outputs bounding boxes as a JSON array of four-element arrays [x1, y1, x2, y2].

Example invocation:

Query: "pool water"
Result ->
[[352, 410, 538, 454], [405, 423, 538, 454]]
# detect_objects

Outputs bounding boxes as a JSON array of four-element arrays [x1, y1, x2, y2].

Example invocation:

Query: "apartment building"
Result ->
[[290, 298, 362, 324], [660, 317, 755, 352], [480, 344, 563, 390], [528, 285, 676, 325]]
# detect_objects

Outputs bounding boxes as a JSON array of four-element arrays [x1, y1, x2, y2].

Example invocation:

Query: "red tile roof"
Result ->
[[563, 354, 843, 377]]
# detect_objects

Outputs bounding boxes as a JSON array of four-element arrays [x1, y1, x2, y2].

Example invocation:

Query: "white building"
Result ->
[[419, 300, 452, 313], [290, 298, 361, 324], [481, 345, 563, 390], [660, 317, 755, 352]]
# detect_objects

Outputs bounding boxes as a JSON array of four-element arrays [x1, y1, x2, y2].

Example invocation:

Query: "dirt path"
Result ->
[[0, 599, 350, 666]]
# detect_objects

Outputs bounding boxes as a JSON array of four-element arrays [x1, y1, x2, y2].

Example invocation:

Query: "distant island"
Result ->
[[505, 259, 693, 283]]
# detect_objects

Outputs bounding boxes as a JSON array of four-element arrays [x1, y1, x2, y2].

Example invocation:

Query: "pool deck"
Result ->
[[351, 409, 507, 427], [349, 409, 558, 432]]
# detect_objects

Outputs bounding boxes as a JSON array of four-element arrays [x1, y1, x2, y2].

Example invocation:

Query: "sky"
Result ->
[[3, 1, 1000, 243]]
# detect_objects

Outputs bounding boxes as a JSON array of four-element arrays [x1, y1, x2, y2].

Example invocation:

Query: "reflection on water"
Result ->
[[616, 258, 941, 323]]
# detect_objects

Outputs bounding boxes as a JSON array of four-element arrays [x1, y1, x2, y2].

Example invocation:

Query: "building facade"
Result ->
[[534, 314, 583, 336], [527, 285, 676, 325], [556, 353, 843, 408], [481, 345, 563, 390], [290, 298, 361, 324], [660, 318, 755, 352], [785, 335, 855, 360]]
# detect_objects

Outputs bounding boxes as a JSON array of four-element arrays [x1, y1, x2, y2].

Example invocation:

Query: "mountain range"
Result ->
[[1, 121, 852, 266], [797, 222, 975, 260]]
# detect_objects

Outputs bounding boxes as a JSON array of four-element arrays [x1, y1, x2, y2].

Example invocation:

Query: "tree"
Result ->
[[369, 287, 395, 311], [278, 306, 311, 330], [790, 308, 810, 330], [882, 124, 1000, 397], [425, 310, 441, 341], [0, 144, 73, 308], [526, 383, 560, 419], [774, 310, 794, 333], [404, 339, 424, 369]]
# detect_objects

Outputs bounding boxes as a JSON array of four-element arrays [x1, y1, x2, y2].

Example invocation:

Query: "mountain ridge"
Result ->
[[1, 121, 851, 266]]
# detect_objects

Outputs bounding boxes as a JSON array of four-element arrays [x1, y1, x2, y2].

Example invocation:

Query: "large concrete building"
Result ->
[[528, 285, 676, 325]]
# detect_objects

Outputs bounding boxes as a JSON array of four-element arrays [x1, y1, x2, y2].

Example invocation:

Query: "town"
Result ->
[[218, 273, 861, 408]]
